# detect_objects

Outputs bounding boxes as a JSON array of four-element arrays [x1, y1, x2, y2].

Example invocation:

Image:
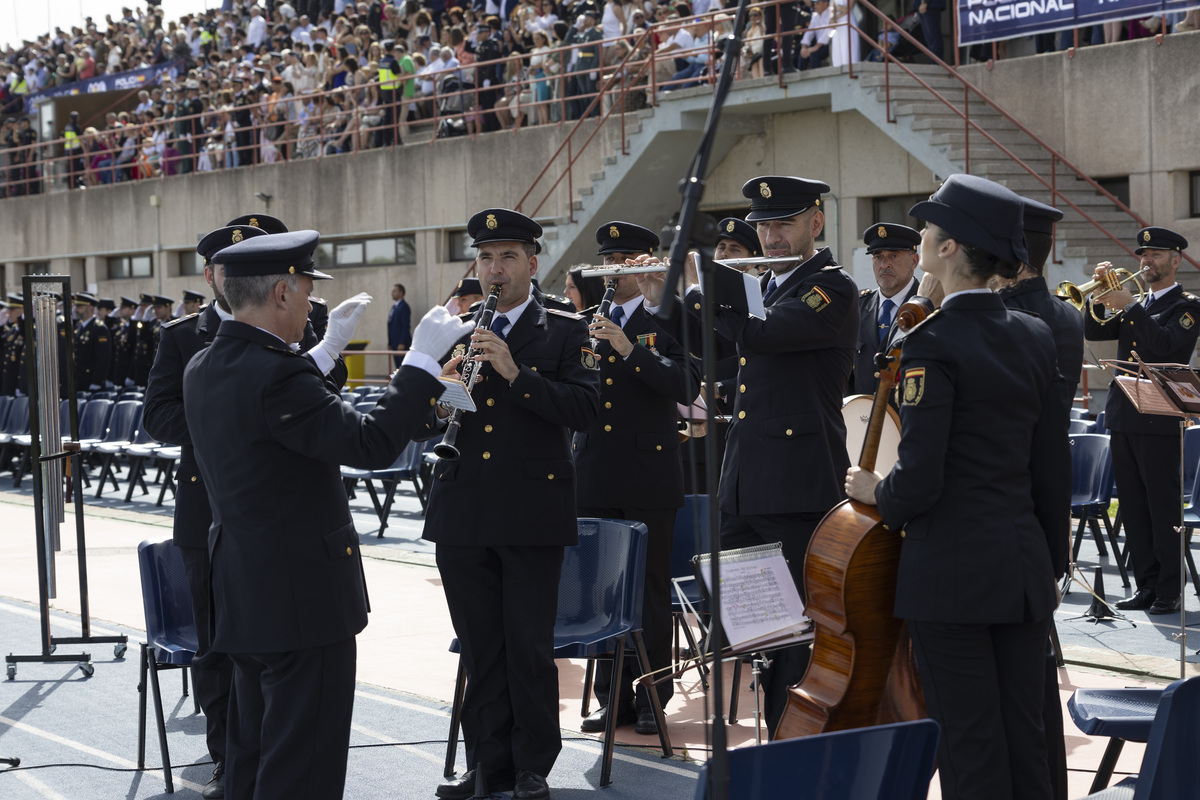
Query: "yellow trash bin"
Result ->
[[344, 340, 369, 389]]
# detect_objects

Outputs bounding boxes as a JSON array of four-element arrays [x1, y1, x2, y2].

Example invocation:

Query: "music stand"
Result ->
[[1101, 352, 1200, 679]]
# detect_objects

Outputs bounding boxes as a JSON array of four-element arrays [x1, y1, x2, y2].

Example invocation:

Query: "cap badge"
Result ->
[[759, 182, 771, 199], [726, 220, 735, 233], [249, 217, 260, 228], [231, 229, 243, 243], [1143, 231, 1151, 242], [878, 226, 887, 239], [609, 226, 620, 239], [289, 266, 296, 274], [486, 214, 498, 231]]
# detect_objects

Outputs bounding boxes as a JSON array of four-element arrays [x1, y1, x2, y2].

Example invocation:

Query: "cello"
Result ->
[[774, 297, 933, 739]]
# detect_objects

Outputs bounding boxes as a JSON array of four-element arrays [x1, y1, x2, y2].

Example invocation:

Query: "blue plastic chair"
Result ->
[[0, 395, 30, 477], [1080, 676, 1200, 799], [1071, 408, 1089, 420], [0, 395, 13, 431], [1070, 418, 1098, 434], [691, 718, 940, 800], [668, 496, 713, 685], [1069, 686, 1163, 793], [444, 519, 669, 788], [341, 440, 430, 534], [1070, 434, 1129, 587], [79, 400, 142, 490], [135, 540, 199, 794], [94, 416, 155, 499]]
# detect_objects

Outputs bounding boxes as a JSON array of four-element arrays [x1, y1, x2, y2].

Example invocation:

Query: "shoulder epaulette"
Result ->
[[1184, 292, 1199, 303], [547, 308, 585, 321], [310, 296, 328, 308], [161, 312, 199, 329], [860, 288, 871, 296]]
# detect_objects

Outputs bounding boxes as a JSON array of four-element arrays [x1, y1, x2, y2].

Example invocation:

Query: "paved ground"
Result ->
[[0, 455, 1196, 798]]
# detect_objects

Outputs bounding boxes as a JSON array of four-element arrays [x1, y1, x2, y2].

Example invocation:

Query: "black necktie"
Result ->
[[609, 304, 625, 327], [762, 276, 779, 304], [491, 314, 509, 340]]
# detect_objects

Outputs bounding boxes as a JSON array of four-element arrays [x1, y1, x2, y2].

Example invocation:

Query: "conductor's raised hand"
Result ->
[[471, 327, 519, 383], [411, 306, 476, 360], [316, 291, 372, 361]]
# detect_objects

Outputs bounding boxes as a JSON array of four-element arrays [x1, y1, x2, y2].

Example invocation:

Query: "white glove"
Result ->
[[132, 306, 145, 322], [314, 291, 371, 362], [589, 71, 598, 81], [410, 305, 475, 361]]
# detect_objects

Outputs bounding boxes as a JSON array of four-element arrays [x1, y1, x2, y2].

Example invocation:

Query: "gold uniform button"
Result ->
[[604, 401, 612, 409], [346, 547, 353, 555], [487, 398, 495, 406], [484, 424, 493, 433], [531, 366, 538, 371], [547, 473, 555, 480], [430, 398, 436, 406], [655, 445, 662, 451], [739, 384, 746, 393], [785, 429, 793, 436], [900, 530, 906, 539], [882, 523, 890, 531], [190, 476, 198, 483], [635, 366, 641, 373], [738, 411, 746, 419], [604, 424, 612, 432], [608, 355, 616, 363], [524, 393, 531, 399], [482, 451, 491, 460], [739, 357, 747, 366], [694, 302, 701, 310], [606, 378, 613, 385]]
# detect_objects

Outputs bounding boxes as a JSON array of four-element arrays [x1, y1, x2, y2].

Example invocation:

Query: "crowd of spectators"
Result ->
[[1, 0, 1197, 194]]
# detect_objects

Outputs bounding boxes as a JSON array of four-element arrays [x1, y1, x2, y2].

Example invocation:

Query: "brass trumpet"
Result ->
[[1057, 268, 1149, 325]]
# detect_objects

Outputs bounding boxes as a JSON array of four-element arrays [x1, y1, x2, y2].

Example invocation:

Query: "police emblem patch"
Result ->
[[801, 287, 831, 311], [610, 226, 620, 239], [1143, 231, 1151, 242], [452, 343, 467, 360], [759, 182, 771, 199], [581, 347, 599, 369], [1183, 313, 1195, 330], [902, 368, 925, 406], [249, 217, 260, 228], [878, 226, 887, 239], [231, 229, 244, 243], [486, 214, 498, 230], [726, 220, 736, 233]]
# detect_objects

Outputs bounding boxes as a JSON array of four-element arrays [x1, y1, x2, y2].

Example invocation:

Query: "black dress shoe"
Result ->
[[513, 770, 551, 799], [1148, 595, 1182, 615], [201, 762, 224, 799], [580, 704, 635, 733], [436, 769, 515, 799], [1115, 588, 1155, 611], [633, 706, 658, 735]]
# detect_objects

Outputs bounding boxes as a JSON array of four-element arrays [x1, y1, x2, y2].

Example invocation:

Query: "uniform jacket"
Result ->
[[421, 299, 600, 547], [1085, 284, 1200, 435], [850, 281, 920, 396], [875, 293, 1071, 624], [674, 247, 859, 517], [998, 275, 1084, 418], [109, 318, 136, 386], [133, 317, 162, 386], [145, 304, 348, 550], [73, 316, 112, 390], [573, 302, 700, 509], [1, 318, 24, 396], [183, 320, 442, 653]]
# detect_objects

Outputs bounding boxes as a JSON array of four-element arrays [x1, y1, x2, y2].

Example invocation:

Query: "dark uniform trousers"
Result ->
[[660, 250, 859, 740], [575, 305, 698, 714], [999, 275, 1084, 800], [876, 294, 1070, 800], [1084, 284, 1200, 599], [149, 307, 347, 773], [420, 300, 600, 782]]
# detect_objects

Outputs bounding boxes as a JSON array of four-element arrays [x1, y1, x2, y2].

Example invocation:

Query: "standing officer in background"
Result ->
[[133, 295, 174, 386], [577, 221, 700, 737], [182, 289, 205, 317], [71, 293, 112, 392], [714, 217, 762, 265], [850, 223, 921, 396], [638, 176, 859, 737], [424, 209, 599, 800], [388, 282, 412, 368], [1088, 227, 1200, 615], [110, 297, 138, 387], [183, 229, 471, 800], [1, 295, 23, 397]]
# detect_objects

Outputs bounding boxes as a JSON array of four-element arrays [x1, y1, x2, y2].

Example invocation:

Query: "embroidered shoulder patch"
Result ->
[[801, 286, 831, 312], [581, 347, 599, 370], [901, 367, 925, 406], [1182, 313, 1194, 330]]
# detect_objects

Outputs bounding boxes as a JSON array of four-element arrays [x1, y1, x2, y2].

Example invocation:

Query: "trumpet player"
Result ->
[[422, 209, 600, 800], [1087, 227, 1200, 615], [576, 221, 701, 738]]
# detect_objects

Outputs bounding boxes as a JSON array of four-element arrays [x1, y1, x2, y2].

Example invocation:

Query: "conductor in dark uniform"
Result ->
[[850, 223, 921, 396], [183, 229, 471, 800], [423, 209, 600, 800], [847, 174, 1071, 800], [576, 222, 700, 737], [71, 293, 112, 391], [1087, 227, 1200, 615], [638, 176, 860, 738]]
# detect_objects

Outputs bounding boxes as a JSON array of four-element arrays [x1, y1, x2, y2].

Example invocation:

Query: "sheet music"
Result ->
[[696, 544, 811, 651], [1114, 375, 1180, 416], [437, 378, 477, 412]]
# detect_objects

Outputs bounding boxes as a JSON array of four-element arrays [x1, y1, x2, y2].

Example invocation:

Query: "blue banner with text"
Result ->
[[957, 0, 1198, 45]]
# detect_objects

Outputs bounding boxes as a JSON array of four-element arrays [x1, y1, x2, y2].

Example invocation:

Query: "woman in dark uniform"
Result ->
[[845, 174, 1071, 800]]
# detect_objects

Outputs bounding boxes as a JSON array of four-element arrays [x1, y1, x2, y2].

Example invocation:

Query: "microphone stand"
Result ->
[[653, 6, 753, 799]]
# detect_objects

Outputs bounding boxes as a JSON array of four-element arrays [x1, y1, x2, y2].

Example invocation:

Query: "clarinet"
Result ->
[[589, 278, 617, 351], [434, 283, 503, 461]]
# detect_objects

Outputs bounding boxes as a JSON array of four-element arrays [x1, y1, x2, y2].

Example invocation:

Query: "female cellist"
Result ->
[[845, 174, 1070, 800]]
